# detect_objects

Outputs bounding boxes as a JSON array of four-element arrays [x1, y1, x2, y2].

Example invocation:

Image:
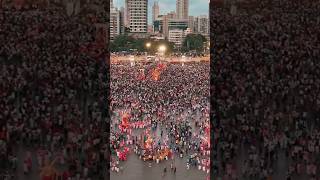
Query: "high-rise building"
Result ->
[[176, 0, 188, 19], [188, 16, 194, 31], [167, 11, 177, 19], [120, 7, 125, 33], [110, 0, 113, 8], [126, 0, 148, 33], [194, 15, 209, 36], [153, 17, 162, 33], [168, 19, 188, 31], [152, 1, 159, 23], [124, 0, 129, 27], [154, 14, 188, 39], [110, 5, 121, 40]]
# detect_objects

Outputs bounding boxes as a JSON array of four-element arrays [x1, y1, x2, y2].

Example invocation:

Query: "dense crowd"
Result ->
[[110, 61, 210, 179], [212, 0, 320, 179], [3, 0, 320, 180], [0, 3, 107, 180]]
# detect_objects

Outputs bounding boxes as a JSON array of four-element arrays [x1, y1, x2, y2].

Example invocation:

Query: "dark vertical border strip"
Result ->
[[210, 1, 221, 179], [104, 1, 110, 180], [209, 1, 214, 179]]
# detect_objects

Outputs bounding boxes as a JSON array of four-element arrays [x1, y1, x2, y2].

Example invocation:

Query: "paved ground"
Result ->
[[8, 143, 309, 180], [110, 110, 208, 180], [110, 155, 208, 180]]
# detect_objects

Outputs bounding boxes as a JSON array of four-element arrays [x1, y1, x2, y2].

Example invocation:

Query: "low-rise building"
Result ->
[[169, 29, 184, 48]]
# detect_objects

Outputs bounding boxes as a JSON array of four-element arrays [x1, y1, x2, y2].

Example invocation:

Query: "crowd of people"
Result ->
[[212, 0, 320, 179], [0, 2, 108, 180], [2, 0, 320, 180], [110, 60, 210, 179]]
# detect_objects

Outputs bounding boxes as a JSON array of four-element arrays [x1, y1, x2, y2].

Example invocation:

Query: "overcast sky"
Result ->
[[113, 0, 209, 24]]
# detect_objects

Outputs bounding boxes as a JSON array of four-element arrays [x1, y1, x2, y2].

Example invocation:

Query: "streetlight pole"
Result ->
[[145, 42, 151, 55], [158, 45, 166, 62], [145, 42, 151, 62]]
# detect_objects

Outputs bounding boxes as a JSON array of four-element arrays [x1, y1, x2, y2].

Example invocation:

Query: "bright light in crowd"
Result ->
[[158, 45, 166, 53], [146, 42, 151, 48]]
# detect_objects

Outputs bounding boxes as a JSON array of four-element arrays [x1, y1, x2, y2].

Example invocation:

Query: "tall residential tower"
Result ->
[[152, 1, 159, 22], [176, 0, 189, 19], [110, 0, 121, 40], [126, 0, 148, 33]]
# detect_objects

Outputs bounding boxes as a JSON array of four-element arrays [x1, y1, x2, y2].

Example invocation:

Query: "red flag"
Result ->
[[151, 69, 160, 81], [157, 63, 166, 70], [120, 113, 130, 131], [42, 175, 53, 180]]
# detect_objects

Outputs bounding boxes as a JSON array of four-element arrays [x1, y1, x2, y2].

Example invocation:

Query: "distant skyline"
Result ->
[[113, 0, 209, 24]]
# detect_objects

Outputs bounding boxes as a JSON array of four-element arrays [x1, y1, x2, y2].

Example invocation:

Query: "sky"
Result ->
[[113, 0, 209, 24]]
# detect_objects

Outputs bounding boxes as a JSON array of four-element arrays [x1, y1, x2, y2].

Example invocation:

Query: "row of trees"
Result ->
[[110, 33, 207, 54], [109, 35, 174, 54], [182, 34, 208, 53]]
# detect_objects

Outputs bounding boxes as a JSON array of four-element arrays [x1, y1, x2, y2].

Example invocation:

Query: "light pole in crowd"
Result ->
[[129, 55, 135, 67], [204, 41, 210, 54], [145, 42, 151, 56], [182, 55, 186, 66], [158, 45, 166, 62]]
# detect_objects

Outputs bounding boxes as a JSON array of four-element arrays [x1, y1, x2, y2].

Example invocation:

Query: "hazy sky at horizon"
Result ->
[[113, 0, 209, 24]]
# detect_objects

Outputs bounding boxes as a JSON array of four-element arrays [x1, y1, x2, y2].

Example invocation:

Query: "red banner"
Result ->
[[151, 69, 160, 81]]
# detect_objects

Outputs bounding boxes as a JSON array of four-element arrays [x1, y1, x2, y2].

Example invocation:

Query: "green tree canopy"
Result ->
[[182, 34, 207, 53], [111, 35, 174, 54], [110, 34, 134, 52], [131, 38, 145, 52], [144, 39, 174, 55]]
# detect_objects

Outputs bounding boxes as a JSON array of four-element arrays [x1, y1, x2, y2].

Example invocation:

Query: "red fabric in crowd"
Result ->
[[42, 175, 53, 180], [63, 171, 70, 180]]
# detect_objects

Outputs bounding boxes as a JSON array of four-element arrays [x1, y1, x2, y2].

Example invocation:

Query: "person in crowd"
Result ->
[[211, 0, 320, 179], [0, 1, 108, 179]]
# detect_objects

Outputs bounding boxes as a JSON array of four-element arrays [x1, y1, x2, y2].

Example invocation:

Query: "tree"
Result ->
[[131, 38, 145, 52], [124, 27, 131, 33], [145, 40, 174, 55], [182, 34, 207, 53], [111, 34, 134, 52], [111, 35, 174, 54]]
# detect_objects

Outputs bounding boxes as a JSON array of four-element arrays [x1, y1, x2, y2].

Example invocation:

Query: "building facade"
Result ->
[[126, 0, 148, 33], [169, 29, 185, 48], [124, 0, 129, 27], [120, 7, 125, 33], [188, 16, 194, 31], [152, 1, 159, 23], [168, 19, 188, 31], [110, 4, 121, 40], [176, 0, 188, 19], [193, 15, 209, 36], [154, 15, 188, 39]]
